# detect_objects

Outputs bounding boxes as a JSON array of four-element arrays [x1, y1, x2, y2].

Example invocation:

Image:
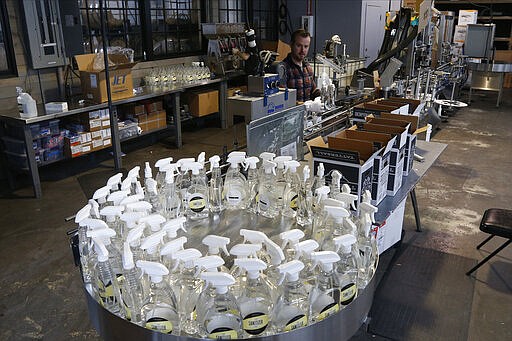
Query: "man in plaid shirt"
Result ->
[[283, 29, 321, 103]]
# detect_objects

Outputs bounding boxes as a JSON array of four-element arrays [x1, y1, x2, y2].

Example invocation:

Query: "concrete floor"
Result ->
[[0, 91, 510, 340]]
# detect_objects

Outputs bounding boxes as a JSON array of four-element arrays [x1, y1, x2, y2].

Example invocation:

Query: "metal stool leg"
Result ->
[[410, 188, 422, 232], [466, 239, 512, 276], [476, 235, 494, 250]]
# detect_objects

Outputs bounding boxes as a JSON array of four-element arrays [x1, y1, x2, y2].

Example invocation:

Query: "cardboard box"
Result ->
[[81, 142, 92, 154], [91, 130, 103, 140], [64, 136, 81, 158], [138, 110, 166, 132], [91, 137, 104, 151], [307, 135, 380, 208], [74, 53, 136, 103], [362, 121, 409, 196], [260, 40, 290, 62], [340, 128, 396, 205], [79, 132, 92, 144], [187, 90, 219, 117], [352, 102, 402, 121], [372, 99, 409, 115], [227, 85, 248, 97], [143, 101, 163, 114], [380, 113, 419, 176], [376, 197, 407, 254], [388, 97, 424, 116]]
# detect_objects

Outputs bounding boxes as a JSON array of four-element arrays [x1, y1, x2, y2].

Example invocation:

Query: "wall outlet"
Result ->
[[301, 15, 314, 37]]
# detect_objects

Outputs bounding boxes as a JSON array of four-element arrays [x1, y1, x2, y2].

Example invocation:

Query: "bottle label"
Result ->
[[316, 302, 339, 321], [208, 328, 238, 339], [124, 302, 132, 321], [97, 279, 115, 304], [188, 193, 206, 213], [145, 307, 175, 334], [284, 314, 307, 332], [243, 312, 269, 335], [340, 283, 357, 305], [290, 193, 298, 210], [207, 316, 240, 339], [226, 188, 242, 205], [258, 194, 270, 211]]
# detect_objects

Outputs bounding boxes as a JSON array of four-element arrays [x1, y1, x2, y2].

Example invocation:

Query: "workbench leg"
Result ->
[[23, 125, 42, 198], [410, 188, 421, 232], [219, 80, 228, 129], [173, 93, 182, 148]]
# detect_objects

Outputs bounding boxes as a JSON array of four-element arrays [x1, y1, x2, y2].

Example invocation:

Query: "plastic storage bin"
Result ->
[[49, 119, 60, 135], [118, 121, 139, 140]]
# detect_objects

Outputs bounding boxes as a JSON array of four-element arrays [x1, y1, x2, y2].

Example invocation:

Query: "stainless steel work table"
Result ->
[[0, 78, 228, 198]]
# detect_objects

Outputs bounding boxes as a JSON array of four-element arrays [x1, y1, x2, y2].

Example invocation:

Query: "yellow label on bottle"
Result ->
[[146, 318, 173, 334], [208, 328, 238, 339], [97, 280, 114, 302], [290, 194, 298, 210], [124, 303, 132, 321], [340, 283, 357, 305], [243, 312, 269, 335], [284, 314, 307, 332], [316, 302, 339, 321], [188, 195, 206, 213]]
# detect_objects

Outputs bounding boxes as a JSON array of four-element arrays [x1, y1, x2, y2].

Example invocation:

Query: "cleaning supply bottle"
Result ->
[[279, 229, 305, 261], [126, 224, 146, 264], [172, 248, 203, 335], [202, 235, 231, 273], [311, 162, 325, 193], [92, 238, 123, 316], [309, 251, 341, 323], [119, 211, 145, 240], [357, 190, 378, 289], [197, 151, 208, 183], [140, 230, 166, 262], [120, 242, 144, 323], [257, 160, 279, 218], [333, 234, 359, 307], [272, 260, 309, 333], [93, 185, 111, 209], [262, 239, 286, 302], [143, 178, 160, 213], [144, 161, 153, 184], [107, 190, 129, 206], [125, 200, 152, 214], [229, 243, 263, 299], [294, 239, 320, 288], [75, 204, 94, 292], [282, 160, 301, 218], [320, 205, 351, 251], [311, 185, 331, 243], [161, 168, 181, 219], [208, 155, 223, 214], [239, 229, 271, 262], [243, 156, 260, 213], [87, 228, 123, 284], [329, 170, 343, 199], [296, 165, 313, 227], [161, 217, 187, 242], [139, 213, 166, 235], [100, 205, 125, 249], [154, 157, 173, 189], [185, 162, 209, 220], [235, 258, 273, 337], [18, 89, 38, 118], [197, 272, 242, 339], [127, 166, 141, 195], [258, 152, 276, 183], [176, 160, 195, 211], [223, 151, 248, 210], [160, 236, 188, 288], [106, 173, 123, 192], [137, 260, 180, 335], [273, 156, 293, 211], [338, 184, 358, 212]]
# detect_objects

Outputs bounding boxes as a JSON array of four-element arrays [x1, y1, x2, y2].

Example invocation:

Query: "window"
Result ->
[[209, 0, 246, 23], [0, 1, 17, 77], [251, 0, 278, 41]]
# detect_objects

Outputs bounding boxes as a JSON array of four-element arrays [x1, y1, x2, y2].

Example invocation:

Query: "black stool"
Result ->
[[466, 208, 512, 276]]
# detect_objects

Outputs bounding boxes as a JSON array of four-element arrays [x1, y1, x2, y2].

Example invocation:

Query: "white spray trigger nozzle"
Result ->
[[317, 163, 325, 177], [274, 156, 292, 169], [277, 260, 304, 285], [125, 201, 152, 212], [88, 199, 100, 218], [160, 236, 187, 257], [136, 260, 169, 283], [194, 255, 225, 277], [295, 239, 319, 259], [155, 157, 173, 170], [284, 160, 300, 174], [310, 251, 340, 272], [120, 193, 145, 206], [75, 204, 91, 224], [123, 242, 135, 270], [315, 185, 330, 204], [263, 159, 277, 175], [120, 211, 145, 229], [172, 248, 202, 271], [106, 173, 123, 191], [93, 186, 111, 204], [264, 239, 285, 265], [243, 156, 260, 171], [234, 258, 267, 279], [279, 229, 305, 250], [209, 155, 221, 171], [107, 190, 129, 205], [139, 214, 166, 232], [230, 243, 262, 258], [200, 272, 235, 294], [259, 152, 275, 162], [161, 217, 187, 238], [202, 235, 230, 256], [239, 229, 269, 244], [333, 234, 357, 254], [127, 166, 140, 180]]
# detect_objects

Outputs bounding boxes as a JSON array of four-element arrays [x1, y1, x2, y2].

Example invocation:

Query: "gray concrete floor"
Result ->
[[0, 91, 510, 340]]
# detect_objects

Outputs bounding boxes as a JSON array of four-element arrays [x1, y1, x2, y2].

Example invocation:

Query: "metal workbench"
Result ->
[[0, 78, 228, 199]]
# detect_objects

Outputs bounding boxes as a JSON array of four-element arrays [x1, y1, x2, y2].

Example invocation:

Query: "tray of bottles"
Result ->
[[73, 153, 379, 340]]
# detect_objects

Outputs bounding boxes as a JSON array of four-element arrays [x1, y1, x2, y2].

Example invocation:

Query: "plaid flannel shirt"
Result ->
[[283, 53, 318, 102]]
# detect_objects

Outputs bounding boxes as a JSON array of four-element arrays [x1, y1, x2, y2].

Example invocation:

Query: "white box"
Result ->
[[458, 9, 478, 26], [376, 197, 407, 254], [44, 101, 68, 113], [403, 134, 417, 176]]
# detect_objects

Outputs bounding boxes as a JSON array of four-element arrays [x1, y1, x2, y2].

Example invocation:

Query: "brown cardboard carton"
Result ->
[[74, 53, 136, 103], [187, 90, 219, 117]]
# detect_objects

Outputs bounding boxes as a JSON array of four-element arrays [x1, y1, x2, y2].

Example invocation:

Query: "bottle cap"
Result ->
[[277, 260, 304, 284], [120, 211, 145, 229], [259, 152, 275, 162], [209, 155, 221, 171], [243, 156, 260, 171], [88, 199, 100, 218], [284, 160, 301, 174], [127, 166, 140, 181], [144, 162, 153, 179], [317, 163, 325, 177], [75, 204, 91, 224], [200, 272, 235, 294], [234, 258, 267, 279], [160, 236, 187, 257], [333, 234, 357, 254], [161, 217, 187, 238], [106, 173, 123, 191], [139, 214, 166, 232], [107, 190, 130, 205], [172, 248, 202, 271], [274, 156, 293, 169], [140, 230, 166, 254], [240, 229, 269, 244], [294, 239, 319, 259], [310, 250, 340, 272], [323, 205, 350, 223]]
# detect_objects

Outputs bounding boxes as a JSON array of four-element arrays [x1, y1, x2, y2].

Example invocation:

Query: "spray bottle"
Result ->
[[338, 184, 358, 212], [197, 272, 242, 339], [185, 162, 209, 220], [279, 229, 305, 261], [143, 178, 161, 213], [154, 157, 173, 189], [262, 239, 286, 302], [320, 205, 351, 251], [89, 199, 101, 219], [296, 165, 313, 227], [309, 251, 341, 323], [100, 206, 125, 249], [244, 156, 260, 213], [125, 200, 152, 214], [333, 234, 359, 307], [93, 185, 111, 209], [107, 190, 129, 206], [161, 167, 181, 219], [140, 230, 166, 262], [176, 160, 195, 209], [257, 160, 279, 218], [161, 217, 187, 242], [160, 236, 188, 288], [119, 242, 144, 323], [106, 173, 123, 192], [208, 155, 223, 214], [172, 248, 203, 335], [139, 214, 166, 234], [137, 260, 180, 335], [329, 170, 343, 199], [202, 235, 231, 273], [294, 239, 320, 288], [126, 224, 146, 264], [126, 166, 141, 195], [92, 238, 123, 316], [223, 151, 248, 210], [193, 256, 226, 329], [311, 163, 325, 193], [282, 160, 301, 218], [239, 229, 271, 262], [357, 190, 378, 289], [273, 260, 309, 333], [144, 161, 153, 184], [87, 227, 123, 284], [273, 156, 293, 210], [75, 204, 94, 291], [119, 211, 145, 240], [235, 258, 273, 337]]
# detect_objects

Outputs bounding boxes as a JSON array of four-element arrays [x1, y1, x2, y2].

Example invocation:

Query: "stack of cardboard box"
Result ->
[[124, 101, 167, 133], [64, 109, 112, 158]]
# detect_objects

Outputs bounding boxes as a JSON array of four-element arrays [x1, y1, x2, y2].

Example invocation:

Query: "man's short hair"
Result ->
[[291, 29, 311, 44]]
